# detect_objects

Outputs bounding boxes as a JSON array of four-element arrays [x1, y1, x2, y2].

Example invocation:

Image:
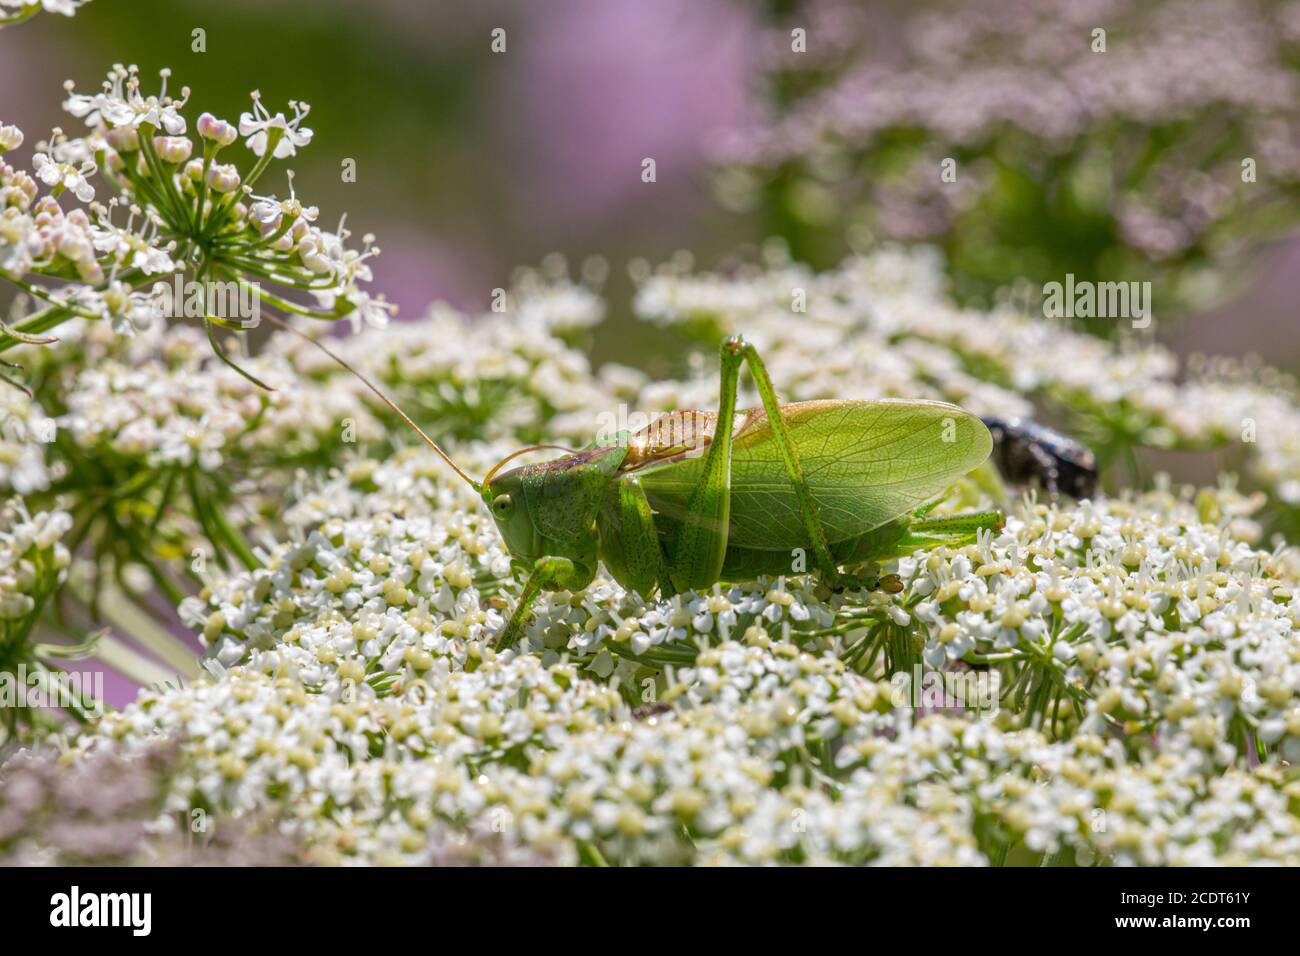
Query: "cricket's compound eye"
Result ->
[[491, 494, 515, 519]]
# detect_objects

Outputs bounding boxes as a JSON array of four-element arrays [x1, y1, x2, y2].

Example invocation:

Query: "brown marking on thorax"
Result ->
[[621, 409, 760, 469]]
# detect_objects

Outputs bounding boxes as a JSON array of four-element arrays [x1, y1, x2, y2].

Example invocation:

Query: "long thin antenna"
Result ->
[[481, 443, 579, 487], [259, 312, 481, 491]]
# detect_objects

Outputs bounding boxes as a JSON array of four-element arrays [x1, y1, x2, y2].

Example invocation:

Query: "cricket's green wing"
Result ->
[[638, 399, 992, 549]]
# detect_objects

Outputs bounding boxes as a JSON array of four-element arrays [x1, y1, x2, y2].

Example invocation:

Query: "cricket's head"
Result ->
[[480, 465, 543, 562], [478, 444, 600, 562]]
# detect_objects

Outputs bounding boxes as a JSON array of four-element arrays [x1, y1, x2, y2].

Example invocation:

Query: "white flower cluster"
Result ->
[[1, 64, 392, 371], [272, 279, 629, 445], [177, 448, 510, 670], [0, 500, 70, 625], [729, 0, 1299, 169], [900, 485, 1300, 765], [0, 385, 56, 494], [634, 249, 1033, 419], [56, 324, 383, 473], [1, 128, 177, 329], [67, 444, 1287, 865]]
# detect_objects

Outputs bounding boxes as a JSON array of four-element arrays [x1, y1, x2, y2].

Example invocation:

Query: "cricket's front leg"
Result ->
[[598, 477, 666, 600], [496, 556, 589, 649]]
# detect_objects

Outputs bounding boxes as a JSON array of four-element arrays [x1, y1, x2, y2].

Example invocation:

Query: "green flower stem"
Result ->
[[185, 470, 261, 571], [117, 152, 178, 227], [0, 305, 69, 353], [200, 301, 274, 389], [0, 5, 40, 28], [207, 500, 261, 571], [97, 582, 199, 679], [192, 143, 216, 233], [24, 659, 96, 725], [578, 841, 610, 867], [603, 641, 697, 668], [252, 286, 345, 319], [240, 128, 284, 189], [966, 651, 1026, 664], [138, 124, 192, 229], [4, 276, 98, 320], [93, 631, 186, 690], [218, 256, 325, 286], [147, 468, 180, 537], [32, 630, 101, 660], [215, 213, 298, 253], [197, 193, 240, 244], [0, 266, 151, 354]]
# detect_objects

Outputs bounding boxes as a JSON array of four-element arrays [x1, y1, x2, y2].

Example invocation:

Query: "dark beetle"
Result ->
[[981, 417, 1098, 499]]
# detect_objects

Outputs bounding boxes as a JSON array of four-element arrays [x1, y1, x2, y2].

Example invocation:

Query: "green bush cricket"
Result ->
[[285, 325, 1004, 647]]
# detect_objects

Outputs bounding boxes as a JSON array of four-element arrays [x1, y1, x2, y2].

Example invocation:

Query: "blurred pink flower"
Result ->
[[499, 0, 758, 229]]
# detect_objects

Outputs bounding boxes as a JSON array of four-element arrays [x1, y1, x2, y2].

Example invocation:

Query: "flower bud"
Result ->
[[152, 136, 193, 164], [0, 124, 23, 152], [197, 112, 238, 147], [250, 199, 282, 232], [205, 162, 241, 193], [297, 236, 331, 273], [105, 126, 140, 152]]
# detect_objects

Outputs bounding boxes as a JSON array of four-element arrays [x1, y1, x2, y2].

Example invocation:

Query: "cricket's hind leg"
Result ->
[[893, 509, 1005, 555], [910, 509, 1004, 536], [663, 335, 847, 593], [810, 509, 1004, 600], [723, 336, 847, 587], [824, 507, 1005, 587], [800, 504, 1003, 600]]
